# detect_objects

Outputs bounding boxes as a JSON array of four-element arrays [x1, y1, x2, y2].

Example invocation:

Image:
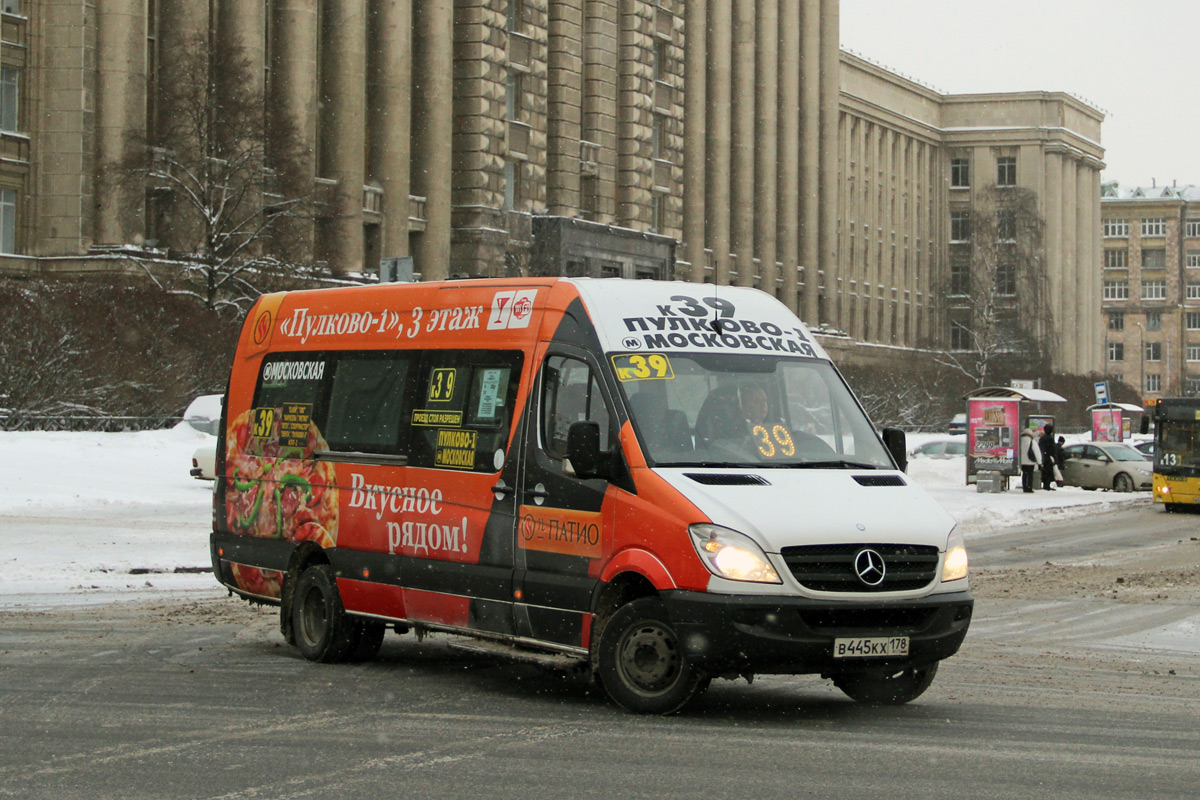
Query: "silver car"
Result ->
[[1060, 442, 1153, 492]]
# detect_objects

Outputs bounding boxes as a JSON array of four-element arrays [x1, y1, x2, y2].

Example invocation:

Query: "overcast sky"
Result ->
[[840, 0, 1197, 189]]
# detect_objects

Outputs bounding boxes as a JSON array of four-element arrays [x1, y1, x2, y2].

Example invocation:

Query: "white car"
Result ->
[[184, 394, 222, 480], [1060, 442, 1153, 492], [909, 439, 967, 459]]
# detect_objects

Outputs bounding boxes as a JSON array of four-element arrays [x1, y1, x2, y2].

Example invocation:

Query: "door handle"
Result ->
[[525, 487, 550, 499], [491, 481, 516, 496]]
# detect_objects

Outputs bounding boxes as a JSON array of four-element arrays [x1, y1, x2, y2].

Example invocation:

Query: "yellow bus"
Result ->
[[1151, 398, 1200, 511]]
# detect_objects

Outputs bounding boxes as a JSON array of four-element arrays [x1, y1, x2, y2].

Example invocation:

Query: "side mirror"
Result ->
[[566, 421, 608, 480], [882, 427, 908, 472], [1139, 415, 1150, 435]]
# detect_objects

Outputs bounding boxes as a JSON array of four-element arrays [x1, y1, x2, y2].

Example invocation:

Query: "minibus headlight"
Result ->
[[942, 528, 969, 582], [688, 524, 782, 584]]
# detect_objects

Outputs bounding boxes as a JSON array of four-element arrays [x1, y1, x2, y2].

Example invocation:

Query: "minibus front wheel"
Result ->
[[832, 661, 938, 705], [596, 598, 709, 714]]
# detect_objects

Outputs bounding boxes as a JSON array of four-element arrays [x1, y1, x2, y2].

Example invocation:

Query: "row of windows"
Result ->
[[1103, 280, 1171, 300], [1102, 218, 1200, 238], [252, 350, 523, 473], [1103, 248, 1200, 269], [949, 156, 1016, 188], [1109, 311, 1200, 331], [1107, 342, 1200, 363]]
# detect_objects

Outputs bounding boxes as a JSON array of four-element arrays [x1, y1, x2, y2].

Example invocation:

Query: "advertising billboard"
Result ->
[[968, 397, 1020, 478]]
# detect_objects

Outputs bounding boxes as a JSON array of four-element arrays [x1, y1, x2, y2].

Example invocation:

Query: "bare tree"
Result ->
[[116, 32, 325, 312], [933, 185, 1051, 387]]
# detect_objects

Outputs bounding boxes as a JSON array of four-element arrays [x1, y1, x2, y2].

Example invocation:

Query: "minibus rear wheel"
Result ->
[[596, 598, 709, 714], [832, 662, 938, 705], [292, 564, 358, 663]]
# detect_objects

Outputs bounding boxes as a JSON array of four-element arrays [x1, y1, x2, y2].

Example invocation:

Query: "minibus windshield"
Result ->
[[614, 352, 894, 469]]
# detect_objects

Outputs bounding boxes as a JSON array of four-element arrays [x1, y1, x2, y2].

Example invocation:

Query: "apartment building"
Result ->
[[1100, 183, 1200, 400]]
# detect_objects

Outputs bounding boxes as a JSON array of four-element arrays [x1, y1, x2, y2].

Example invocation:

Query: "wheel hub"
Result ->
[[619, 623, 679, 691]]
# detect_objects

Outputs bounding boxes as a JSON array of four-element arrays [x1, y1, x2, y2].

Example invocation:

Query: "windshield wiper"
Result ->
[[788, 459, 881, 470]]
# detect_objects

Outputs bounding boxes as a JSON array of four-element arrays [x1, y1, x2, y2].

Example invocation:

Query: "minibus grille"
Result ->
[[684, 473, 771, 486], [780, 543, 939, 592], [852, 474, 906, 487]]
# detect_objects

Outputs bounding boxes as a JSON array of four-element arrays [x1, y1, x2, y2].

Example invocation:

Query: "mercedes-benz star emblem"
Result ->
[[853, 548, 886, 587]]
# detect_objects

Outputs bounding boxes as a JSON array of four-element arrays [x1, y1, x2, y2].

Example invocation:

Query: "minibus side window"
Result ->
[[406, 350, 523, 472], [247, 354, 331, 458], [542, 355, 611, 461], [322, 353, 412, 454]]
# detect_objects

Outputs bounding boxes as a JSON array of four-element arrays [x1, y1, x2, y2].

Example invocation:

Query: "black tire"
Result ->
[[833, 662, 939, 705], [1114, 473, 1134, 493], [595, 598, 709, 714], [292, 564, 357, 663]]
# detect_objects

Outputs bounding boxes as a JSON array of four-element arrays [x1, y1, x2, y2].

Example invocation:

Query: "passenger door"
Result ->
[[515, 348, 616, 647]]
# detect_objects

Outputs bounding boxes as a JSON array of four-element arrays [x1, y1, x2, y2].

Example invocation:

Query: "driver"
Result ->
[[737, 383, 770, 429]]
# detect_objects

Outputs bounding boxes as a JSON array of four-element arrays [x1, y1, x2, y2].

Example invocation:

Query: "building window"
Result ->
[[1104, 249, 1127, 269], [1188, 252, 1200, 268], [1108, 312, 1124, 331], [1146, 374, 1161, 393], [996, 156, 1016, 187], [996, 210, 1016, 241], [504, 160, 522, 212], [1142, 248, 1166, 269], [1141, 218, 1167, 237], [1187, 220, 1200, 238], [1147, 311, 1162, 331], [1186, 376, 1200, 395], [1104, 219, 1129, 238], [1188, 312, 1200, 330], [506, 71, 524, 121], [580, 173, 599, 221], [1189, 345, 1200, 362], [950, 321, 971, 350], [1108, 342, 1124, 362], [950, 211, 970, 242], [1142, 280, 1166, 301], [1145, 342, 1162, 361], [1103, 280, 1129, 300], [1188, 283, 1200, 300], [950, 158, 970, 188], [949, 252, 969, 295], [507, 0, 525, 29], [0, 187, 15, 253], [995, 261, 1016, 296], [650, 192, 666, 233], [0, 66, 18, 133], [1, 2, 21, 15]]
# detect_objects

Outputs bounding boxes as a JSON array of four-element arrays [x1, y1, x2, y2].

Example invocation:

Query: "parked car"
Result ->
[[1133, 440, 1154, 458], [947, 413, 967, 435], [910, 439, 967, 459], [1060, 442, 1153, 492], [183, 394, 222, 481]]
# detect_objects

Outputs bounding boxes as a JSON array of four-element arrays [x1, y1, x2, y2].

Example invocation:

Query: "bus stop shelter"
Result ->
[[1087, 402, 1143, 442], [964, 386, 1067, 485]]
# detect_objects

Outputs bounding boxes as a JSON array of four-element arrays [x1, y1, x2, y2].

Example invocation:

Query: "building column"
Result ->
[[799, 0, 820, 322], [1061, 155, 1079, 371], [94, 0, 146, 246], [412, 0, 454, 280], [683, 0, 708, 282], [368, 0, 412, 260], [320, 0, 367, 275], [777, 0, 800, 312], [271, 0, 320, 259], [1043, 148, 1064, 365], [729, 0, 755, 286], [753, 0, 779, 295], [547, 1, 584, 217], [706, 0, 732, 285], [818, 0, 839, 328]]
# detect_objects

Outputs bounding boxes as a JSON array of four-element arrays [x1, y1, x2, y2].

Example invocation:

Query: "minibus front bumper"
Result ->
[[659, 588, 973, 675]]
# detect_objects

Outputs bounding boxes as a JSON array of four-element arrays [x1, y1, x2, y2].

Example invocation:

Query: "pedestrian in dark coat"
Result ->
[[1038, 424, 1057, 490]]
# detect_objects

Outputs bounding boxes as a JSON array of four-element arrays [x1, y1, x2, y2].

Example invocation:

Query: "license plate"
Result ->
[[833, 636, 909, 659]]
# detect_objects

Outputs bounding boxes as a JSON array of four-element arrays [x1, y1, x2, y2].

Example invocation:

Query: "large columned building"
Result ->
[[0, 0, 1104, 373]]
